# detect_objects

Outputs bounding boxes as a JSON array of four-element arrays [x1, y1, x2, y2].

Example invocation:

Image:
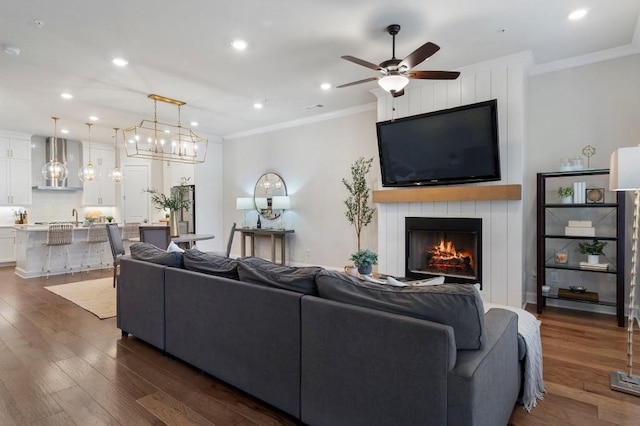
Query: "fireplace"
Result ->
[[405, 217, 482, 288]]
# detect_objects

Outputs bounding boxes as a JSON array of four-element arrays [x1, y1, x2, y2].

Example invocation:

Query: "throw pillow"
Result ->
[[167, 241, 185, 253], [183, 248, 239, 280], [130, 242, 184, 268], [316, 270, 485, 350], [236, 256, 323, 295]]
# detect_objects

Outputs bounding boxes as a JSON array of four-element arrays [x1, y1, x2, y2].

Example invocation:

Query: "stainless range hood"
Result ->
[[31, 135, 83, 190]]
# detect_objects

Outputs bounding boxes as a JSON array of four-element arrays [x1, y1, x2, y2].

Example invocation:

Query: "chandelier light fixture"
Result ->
[[41, 116, 69, 183], [108, 127, 123, 182], [123, 94, 207, 164], [78, 122, 96, 182]]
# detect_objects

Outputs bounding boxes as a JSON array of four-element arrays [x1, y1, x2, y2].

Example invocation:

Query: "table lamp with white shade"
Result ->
[[609, 145, 640, 396], [236, 197, 254, 228], [272, 195, 291, 230]]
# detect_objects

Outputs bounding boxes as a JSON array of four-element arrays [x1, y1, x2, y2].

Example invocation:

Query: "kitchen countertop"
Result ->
[[14, 224, 122, 231]]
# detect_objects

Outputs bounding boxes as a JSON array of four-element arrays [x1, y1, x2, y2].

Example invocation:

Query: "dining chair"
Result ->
[[106, 223, 125, 288], [139, 226, 171, 249], [212, 222, 236, 257]]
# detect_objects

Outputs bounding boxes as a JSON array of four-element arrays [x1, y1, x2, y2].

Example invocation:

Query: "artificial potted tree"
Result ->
[[145, 178, 192, 237], [578, 239, 607, 264], [343, 157, 376, 274]]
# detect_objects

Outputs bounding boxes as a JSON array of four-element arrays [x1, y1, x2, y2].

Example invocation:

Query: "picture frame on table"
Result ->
[[586, 188, 605, 204]]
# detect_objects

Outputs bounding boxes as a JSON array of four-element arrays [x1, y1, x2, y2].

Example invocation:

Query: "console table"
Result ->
[[236, 228, 294, 265]]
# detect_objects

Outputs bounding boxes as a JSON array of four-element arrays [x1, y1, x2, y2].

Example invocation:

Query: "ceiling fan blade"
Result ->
[[408, 70, 461, 80], [341, 55, 381, 71], [336, 77, 379, 88], [399, 42, 440, 70], [391, 89, 405, 98]]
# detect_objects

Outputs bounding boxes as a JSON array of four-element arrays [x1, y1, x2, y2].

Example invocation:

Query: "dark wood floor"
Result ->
[[1, 266, 639, 425]]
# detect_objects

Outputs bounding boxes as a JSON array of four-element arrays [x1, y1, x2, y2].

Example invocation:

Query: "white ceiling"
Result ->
[[1, 0, 639, 144]]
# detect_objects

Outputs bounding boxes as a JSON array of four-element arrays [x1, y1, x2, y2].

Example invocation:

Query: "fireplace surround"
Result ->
[[405, 217, 482, 288]]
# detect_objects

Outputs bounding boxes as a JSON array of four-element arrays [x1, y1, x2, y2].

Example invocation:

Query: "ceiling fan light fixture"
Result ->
[[378, 74, 409, 93]]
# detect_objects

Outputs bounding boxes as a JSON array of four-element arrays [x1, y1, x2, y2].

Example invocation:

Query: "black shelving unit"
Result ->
[[536, 169, 625, 326]]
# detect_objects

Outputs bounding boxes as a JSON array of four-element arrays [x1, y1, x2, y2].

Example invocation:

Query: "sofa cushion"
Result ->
[[183, 248, 239, 280], [130, 242, 184, 268], [316, 270, 485, 350], [237, 256, 323, 295]]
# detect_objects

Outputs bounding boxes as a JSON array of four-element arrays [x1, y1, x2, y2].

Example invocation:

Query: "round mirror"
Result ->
[[254, 172, 287, 220]]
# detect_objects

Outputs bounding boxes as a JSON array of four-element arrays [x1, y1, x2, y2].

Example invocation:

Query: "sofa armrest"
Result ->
[[301, 296, 456, 426], [447, 308, 520, 426], [117, 257, 166, 350]]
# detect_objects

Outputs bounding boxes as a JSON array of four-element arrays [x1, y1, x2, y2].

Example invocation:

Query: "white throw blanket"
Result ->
[[484, 303, 546, 411]]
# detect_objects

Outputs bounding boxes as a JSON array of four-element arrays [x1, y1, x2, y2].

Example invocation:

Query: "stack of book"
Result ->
[[579, 261, 609, 271], [573, 181, 586, 203], [565, 220, 595, 237]]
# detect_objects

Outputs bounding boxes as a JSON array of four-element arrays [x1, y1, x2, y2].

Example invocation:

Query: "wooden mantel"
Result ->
[[372, 184, 522, 203]]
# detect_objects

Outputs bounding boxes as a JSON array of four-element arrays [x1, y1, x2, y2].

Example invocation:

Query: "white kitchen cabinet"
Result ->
[[82, 145, 116, 206], [0, 227, 16, 263], [0, 136, 32, 205]]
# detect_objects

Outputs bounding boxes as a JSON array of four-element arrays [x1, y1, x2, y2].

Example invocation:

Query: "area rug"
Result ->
[[45, 278, 116, 319]]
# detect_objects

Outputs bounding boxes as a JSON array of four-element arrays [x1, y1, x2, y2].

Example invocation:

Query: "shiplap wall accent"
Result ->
[[373, 52, 530, 307]]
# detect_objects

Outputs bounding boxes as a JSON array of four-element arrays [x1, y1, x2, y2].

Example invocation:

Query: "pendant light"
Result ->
[[108, 127, 123, 182], [78, 122, 95, 182], [41, 116, 69, 182]]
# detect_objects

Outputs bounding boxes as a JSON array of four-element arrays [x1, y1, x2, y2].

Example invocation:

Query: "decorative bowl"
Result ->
[[541, 285, 551, 293], [569, 286, 587, 293]]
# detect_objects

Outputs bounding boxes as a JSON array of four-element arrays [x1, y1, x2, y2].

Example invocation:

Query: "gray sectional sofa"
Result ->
[[117, 244, 523, 425]]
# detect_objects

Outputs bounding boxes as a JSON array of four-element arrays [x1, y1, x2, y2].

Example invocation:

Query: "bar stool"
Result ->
[[121, 222, 140, 253], [42, 223, 74, 278], [81, 223, 109, 271]]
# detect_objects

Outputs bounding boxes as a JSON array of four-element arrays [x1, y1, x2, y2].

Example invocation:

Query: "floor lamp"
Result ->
[[610, 146, 640, 396]]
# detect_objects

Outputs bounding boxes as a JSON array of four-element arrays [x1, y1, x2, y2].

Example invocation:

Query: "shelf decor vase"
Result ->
[[561, 196, 572, 204], [587, 254, 600, 265]]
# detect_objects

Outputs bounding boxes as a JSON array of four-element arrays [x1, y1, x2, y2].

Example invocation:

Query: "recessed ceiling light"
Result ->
[[190, 121, 198, 126], [320, 83, 331, 90], [61, 129, 69, 134], [60, 93, 73, 100], [89, 115, 99, 121], [568, 8, 589, 20], [112, 57, 129, 67], [231, 40, 248, 50], [253, 102, 263, 109]]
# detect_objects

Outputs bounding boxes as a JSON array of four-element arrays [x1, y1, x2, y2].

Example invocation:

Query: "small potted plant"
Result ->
[[578, 239, 607, 264], [350, 248, 378, 276], [105, 215, 114, 223], [557, 187, 574, 204]]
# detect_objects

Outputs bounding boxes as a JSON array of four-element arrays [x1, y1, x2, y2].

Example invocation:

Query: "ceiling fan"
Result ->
[[338, 24, 460, 97]]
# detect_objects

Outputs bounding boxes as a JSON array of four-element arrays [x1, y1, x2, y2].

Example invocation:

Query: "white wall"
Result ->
[[525, 54, 640, 309], [374, 52, 528, 307], [194, 137, 224, 252], [223, 108, 377, 266]]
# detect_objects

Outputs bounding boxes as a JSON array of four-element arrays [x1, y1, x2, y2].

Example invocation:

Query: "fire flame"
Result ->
[[429, 239, 473, 267]]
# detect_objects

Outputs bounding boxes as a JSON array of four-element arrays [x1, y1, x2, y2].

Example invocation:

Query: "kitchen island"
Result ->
[[14, 224, 116, 278]]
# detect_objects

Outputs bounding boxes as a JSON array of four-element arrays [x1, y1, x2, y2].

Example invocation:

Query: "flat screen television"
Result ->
[[376, 99, 500, 187]]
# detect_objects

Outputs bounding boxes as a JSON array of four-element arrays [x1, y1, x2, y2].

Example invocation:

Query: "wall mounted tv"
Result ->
[[376, 99, 500, 187]]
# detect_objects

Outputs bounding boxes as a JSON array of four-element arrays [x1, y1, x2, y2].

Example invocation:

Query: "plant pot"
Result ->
[[357, 264, 372, 275], [561, 196, 573, 204], [169, 211, 180, 237], [587, 254, 600, 265]]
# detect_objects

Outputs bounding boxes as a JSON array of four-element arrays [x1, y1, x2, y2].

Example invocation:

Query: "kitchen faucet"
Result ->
[[72, 208, 79, 227]]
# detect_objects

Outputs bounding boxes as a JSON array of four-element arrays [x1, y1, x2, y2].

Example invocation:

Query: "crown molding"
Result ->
[[530, 44, 640, 76], [224, 102, 376, 140]]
